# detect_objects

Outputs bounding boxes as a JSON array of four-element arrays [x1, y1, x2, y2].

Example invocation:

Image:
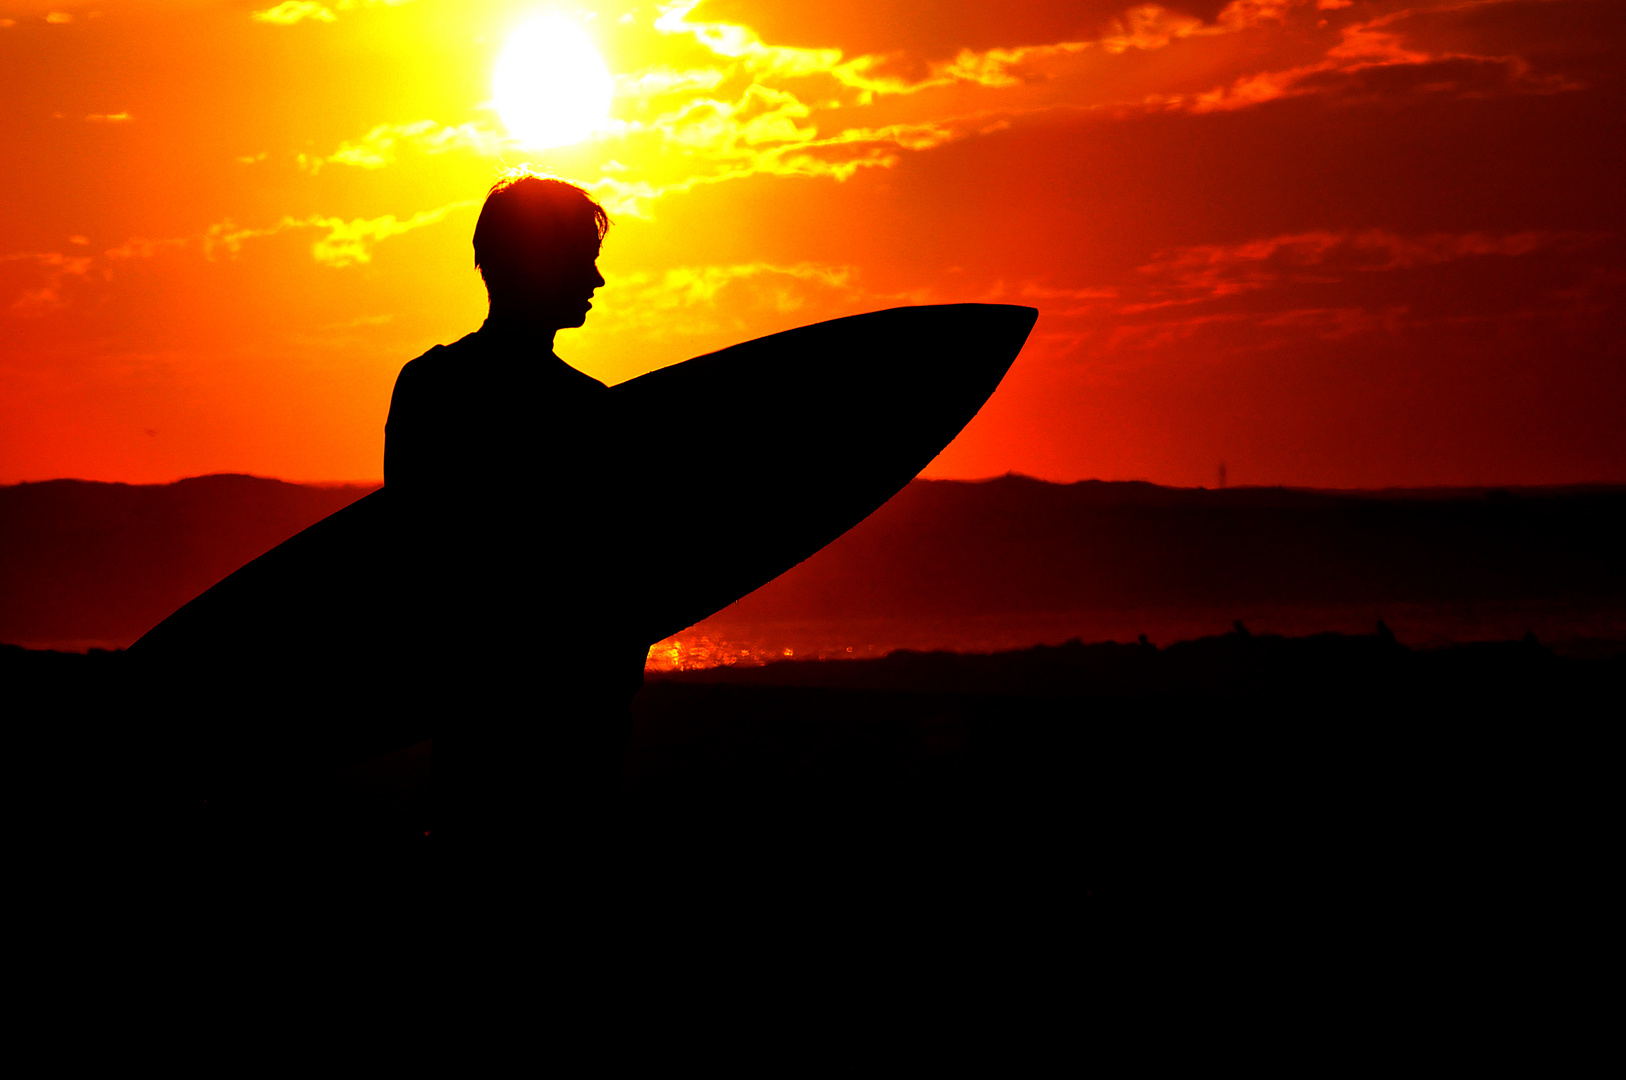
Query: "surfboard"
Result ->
[[129, 304, 1035, 770], [611, 303, 1036, 644]]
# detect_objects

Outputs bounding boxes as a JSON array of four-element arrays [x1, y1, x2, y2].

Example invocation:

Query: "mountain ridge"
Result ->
[[4, 472, 1623, 652]]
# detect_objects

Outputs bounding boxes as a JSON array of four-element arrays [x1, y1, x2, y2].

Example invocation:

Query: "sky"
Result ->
[[2, 0, 1622, 488]]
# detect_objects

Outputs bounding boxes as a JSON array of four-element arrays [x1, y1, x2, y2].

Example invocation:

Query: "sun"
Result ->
[[494, 16, 614, 149]]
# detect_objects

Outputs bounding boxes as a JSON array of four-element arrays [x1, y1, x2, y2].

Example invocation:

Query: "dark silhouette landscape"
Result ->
[[0, 474, 378, 652], [4, 627, 1614, 965], [5, 492, 1615, 985], [7, 472, 1624, 654]]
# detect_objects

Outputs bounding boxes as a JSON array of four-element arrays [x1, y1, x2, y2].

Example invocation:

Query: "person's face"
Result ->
[[505, 222, 604, 330]]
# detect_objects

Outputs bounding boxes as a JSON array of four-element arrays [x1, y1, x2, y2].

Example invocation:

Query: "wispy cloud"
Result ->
[[1132, 228, 1595, 302], [588, 129, 955, 217], [649, 0, 1303, 102], [251, 2, 335, 24], [1016, 225, 1606, 362], [204, 200, 476, 267], [589, 261, 858, 339], [652, 1, 844, 79], [615, 66, 729, 99], [1145, 0, 1587, 114], [629, 261, 853, 306], [305, 204, 472, 266], [587, 0, 1359, 211], [3, 251, 92, 315], [318, 120, 507, 171], [251, 0, 412, 26], [302, 0, 1592, 220], [2, 236, 188, 316], [1, 197, 474, 315]]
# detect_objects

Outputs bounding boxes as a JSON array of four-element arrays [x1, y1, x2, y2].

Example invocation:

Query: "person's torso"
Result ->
[[387, 329, 611, 493]]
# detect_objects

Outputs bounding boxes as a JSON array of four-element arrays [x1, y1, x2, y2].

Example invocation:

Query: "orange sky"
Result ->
[[3, 0, 1622, 488]]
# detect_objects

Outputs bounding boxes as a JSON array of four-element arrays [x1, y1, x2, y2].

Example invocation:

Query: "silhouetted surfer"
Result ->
[[385, 172, 643, 844]]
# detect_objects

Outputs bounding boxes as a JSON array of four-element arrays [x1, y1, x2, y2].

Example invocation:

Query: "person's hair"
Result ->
[[472, 169, 609, 293]]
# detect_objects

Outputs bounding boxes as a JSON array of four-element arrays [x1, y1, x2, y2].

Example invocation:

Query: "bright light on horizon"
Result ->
[[494, 16, 614, 149]]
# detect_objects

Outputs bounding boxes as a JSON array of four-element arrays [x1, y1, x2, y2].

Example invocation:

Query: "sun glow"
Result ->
[[494, 16, 614, 149]]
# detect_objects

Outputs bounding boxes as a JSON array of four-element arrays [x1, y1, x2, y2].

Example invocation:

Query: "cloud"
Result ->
[[102, 237, 189, 262], [294, 2, 1328, 216], [2, 201, 477, 311], [597, 1, 1324, 207], [590, 261, 858, 337], [616, 66, 729, 99], [320, 120, 507, 170], [1133, 228, 1593, 301], [251, 2, 334, 24], [2, 251, 92, 315], [645, 1, 1271, 102], [1145, 0, 1590, 114], [2, 199, 468, 314], [1098, 4, 1208, 55], [306, 0, 1587, 221], [542, 3, 1296, 216], [310, 89, 980, 218], [204, 200, 476, 266], [636, 261, 853, 307], [588, 111, 975, 217], [653, 1, 844, 79], [1256, 305, 1402, 338], [1015, 226, 1608, 360], [856, 3, 1305, 96], [306, 204, 472, 266], [85, 112, 133, 123], [251, 0, 411, 25], [45, 12, 71, 24], [1, 236, 188, 316]]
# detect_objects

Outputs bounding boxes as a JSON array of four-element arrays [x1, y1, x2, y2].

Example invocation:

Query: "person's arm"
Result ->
[[384, 354, 430, 492]]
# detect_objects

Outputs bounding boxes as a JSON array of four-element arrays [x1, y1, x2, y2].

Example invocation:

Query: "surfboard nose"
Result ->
[[917, 302, 1035, 345], [978, 302, 1039, 337], [918, 303, 1038, 388], [936, 302, 1037, 332]]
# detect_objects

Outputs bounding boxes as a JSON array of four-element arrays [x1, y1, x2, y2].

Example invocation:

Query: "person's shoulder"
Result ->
[[404, 332, 480, 373], [394, 334, 483, 392]]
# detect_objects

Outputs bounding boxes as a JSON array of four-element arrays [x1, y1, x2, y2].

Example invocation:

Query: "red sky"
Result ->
[[3, 0, 1622, 488]]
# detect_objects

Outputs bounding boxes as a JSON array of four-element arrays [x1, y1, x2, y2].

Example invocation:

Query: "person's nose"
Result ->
[[590, 265, 605, 291]]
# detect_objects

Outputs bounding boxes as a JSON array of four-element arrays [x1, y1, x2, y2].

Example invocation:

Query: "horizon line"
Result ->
[[6, 470, 1626, 496]]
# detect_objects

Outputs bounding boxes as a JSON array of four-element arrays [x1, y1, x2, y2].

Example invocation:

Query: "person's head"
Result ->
[[473, 170, 608, 329]]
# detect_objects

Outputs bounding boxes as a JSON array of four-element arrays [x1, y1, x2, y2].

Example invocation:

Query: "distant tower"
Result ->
[[1217, 461, 1228, 489]]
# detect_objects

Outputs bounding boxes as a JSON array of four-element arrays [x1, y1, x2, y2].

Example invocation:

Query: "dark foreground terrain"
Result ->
[[4, 628, 1617, 1043], [7, 627, 1615, 930], [12, 630, 1613, 1037]]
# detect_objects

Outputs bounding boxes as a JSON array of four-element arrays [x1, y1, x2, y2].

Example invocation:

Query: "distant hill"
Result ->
[[722, 475, 1626, 620], [0, 475, 376, 650], [3, 472, 1623, 652]]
